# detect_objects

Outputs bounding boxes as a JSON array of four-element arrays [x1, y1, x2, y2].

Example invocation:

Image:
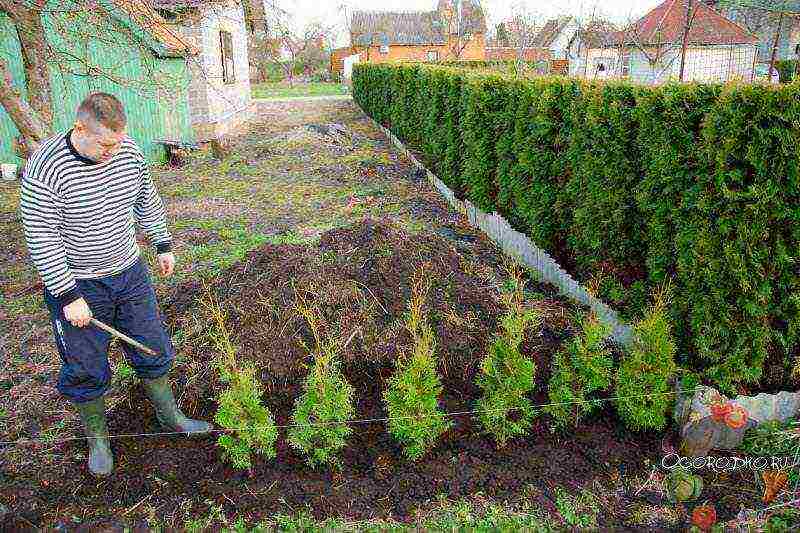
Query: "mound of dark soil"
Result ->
[[2, 218, 759, 530]]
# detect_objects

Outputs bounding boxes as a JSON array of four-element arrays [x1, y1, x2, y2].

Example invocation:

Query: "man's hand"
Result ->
[[64, 298, 93, 328], [157, 252, 176, 277]]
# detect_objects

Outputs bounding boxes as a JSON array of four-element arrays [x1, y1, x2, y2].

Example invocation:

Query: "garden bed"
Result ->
[[0, 99, 788, 530]]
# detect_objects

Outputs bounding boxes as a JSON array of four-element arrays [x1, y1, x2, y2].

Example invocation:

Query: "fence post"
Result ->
[[769, 11, 786, 81]]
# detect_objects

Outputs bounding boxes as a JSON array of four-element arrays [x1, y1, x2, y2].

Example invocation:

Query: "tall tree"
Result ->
[[0, 0, 53, 156]]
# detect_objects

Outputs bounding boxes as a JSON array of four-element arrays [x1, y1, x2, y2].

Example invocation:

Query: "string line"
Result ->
[[1, 389, 691, 447]]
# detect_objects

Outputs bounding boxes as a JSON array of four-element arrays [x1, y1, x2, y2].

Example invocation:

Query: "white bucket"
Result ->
[[1, 164, 18, 181]]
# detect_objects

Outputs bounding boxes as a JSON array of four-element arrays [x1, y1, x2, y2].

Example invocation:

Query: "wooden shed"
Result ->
[[0, 0, 198, 165]]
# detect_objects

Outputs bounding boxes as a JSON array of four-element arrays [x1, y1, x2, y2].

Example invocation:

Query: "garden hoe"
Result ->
[[90, 318, 158, 356]]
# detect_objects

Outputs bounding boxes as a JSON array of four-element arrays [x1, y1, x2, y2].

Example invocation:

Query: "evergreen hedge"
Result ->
[[353, 63, 800, 394]]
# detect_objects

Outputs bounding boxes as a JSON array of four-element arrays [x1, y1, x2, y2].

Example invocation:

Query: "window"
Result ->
[[380, 44, 389, 55], [220, 31, 235, 84], [621, 52, 631, 78], [593, 57, 615, 74], [427, 50, 439, 62]]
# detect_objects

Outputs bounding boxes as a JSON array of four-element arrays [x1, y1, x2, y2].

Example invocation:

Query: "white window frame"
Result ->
[[593, 56, 615, 74], [621, 52, 631, 78], [427, 50, 439, 62], [380, 44, 389, 55]]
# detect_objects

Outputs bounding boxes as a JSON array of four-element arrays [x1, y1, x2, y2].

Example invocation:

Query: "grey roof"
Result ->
[[351, 11, 445, 46], [715, 0, 800, 13], [532, 16, 573, 48], [350, 0, 486, 46], [575, 20, 620, 48]]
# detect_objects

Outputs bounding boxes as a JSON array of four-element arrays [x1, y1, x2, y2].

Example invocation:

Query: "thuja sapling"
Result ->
[[614, 285, 678, 431], [384, 273, 452, 461], [287, 301, 355, 469], [544, 313, 613, 429], [200, 287, 278, 470], [476, 263, 540, 447]]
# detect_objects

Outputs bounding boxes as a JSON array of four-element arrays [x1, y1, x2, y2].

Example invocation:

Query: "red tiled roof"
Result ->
[[626, 0, 758, 46]]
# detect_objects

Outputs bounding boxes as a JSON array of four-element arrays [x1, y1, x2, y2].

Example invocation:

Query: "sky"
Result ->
[[274, 0, 667, 47]]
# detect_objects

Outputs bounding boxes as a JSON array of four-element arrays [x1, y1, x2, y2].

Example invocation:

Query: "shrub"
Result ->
[[215, 367, 279, 470], [201, 287, 278, 470], [476, 263, 540, 446], [508, 77, 576, 251], [614, 288, 678, 431], [567, 81, 644, 274], [287, 301, 355, 469], [775, 59, 798, 83], [352, 63, 800, 392], [544, 313, 613, 428], [384, 273, 452, 460]]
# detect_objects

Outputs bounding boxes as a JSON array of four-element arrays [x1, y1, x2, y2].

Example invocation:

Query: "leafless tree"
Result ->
[[505, 2, 542, 74], [436, 0, 485, 60], [261, 8, 333, 87]]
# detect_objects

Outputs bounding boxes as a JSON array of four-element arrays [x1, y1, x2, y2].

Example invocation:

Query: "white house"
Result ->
[[155, 0, 255, 140], [566, 21, 620, 78], [532, 16, 581, 61], [579, 0, 759, 84]]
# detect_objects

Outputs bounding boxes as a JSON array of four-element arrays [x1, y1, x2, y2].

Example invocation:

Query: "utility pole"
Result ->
[[769, 10, 785, 80], [456, 0, 462, 57], [679, 0, 695, 81]]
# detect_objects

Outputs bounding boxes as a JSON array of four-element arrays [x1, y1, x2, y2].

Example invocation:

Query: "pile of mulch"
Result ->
[[1, 218, 763, 530]]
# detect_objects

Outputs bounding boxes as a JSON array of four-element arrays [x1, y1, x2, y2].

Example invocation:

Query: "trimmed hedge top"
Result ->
[[353, 63, 800, 395]]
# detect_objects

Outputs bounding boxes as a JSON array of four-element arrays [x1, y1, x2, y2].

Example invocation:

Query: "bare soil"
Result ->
[[0, 100, 770, 531]]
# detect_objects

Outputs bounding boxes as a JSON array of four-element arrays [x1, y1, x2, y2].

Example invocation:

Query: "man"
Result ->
[[20, 93, 212, 478]]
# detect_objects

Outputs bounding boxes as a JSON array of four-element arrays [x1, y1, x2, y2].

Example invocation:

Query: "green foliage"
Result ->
[[287, 302, 355, 469], [544, 313, 613, 428], [461, 74, 512, 211], [353, 63, 800, 392], [775, 60, 798, 83], [476, 264, 540, 446], [615, 290, 678, 431], [675, 83, 800, 394], [384, 274, 452, 460], [568, 82, 644, 273], [508, 77, 576, 251], [553, 486, 599, 528], [202, 287, 278, 470], [215, 366, 278, 470], [740, 418, 800, 457]]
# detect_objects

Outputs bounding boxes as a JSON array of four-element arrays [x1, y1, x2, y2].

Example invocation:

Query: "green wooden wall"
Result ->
[[0, 4, 195, 166]]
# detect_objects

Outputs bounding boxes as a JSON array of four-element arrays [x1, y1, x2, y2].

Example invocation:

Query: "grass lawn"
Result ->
[[251, 81, 350, 99]]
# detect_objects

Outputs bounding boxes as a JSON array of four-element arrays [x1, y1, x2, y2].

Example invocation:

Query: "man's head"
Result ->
[[72, 93, 127, 163]]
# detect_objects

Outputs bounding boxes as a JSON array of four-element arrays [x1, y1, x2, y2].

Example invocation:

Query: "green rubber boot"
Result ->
[[142, 374, 213, 436], [74, 396, 114, 477]]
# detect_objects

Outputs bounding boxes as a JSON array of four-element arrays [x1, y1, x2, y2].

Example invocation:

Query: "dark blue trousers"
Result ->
[[44, 257, 175, 403]]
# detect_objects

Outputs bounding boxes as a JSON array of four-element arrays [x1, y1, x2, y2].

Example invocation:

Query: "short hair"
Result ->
[[77, 92, 126, 132]]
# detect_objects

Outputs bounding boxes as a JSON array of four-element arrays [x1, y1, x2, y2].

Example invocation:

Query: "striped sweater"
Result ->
[[20, 130, 172, 307]]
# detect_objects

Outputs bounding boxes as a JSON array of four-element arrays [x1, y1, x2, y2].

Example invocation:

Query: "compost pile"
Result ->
[[164, 217, 574, 417]]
